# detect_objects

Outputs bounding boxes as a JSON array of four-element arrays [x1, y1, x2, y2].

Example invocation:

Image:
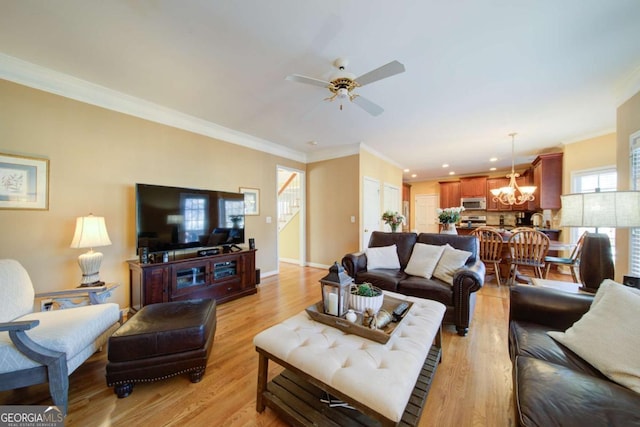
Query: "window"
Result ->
[[571, 168, 617, 260], [182, 195, 207, 243], [631, 133, 640, 276]]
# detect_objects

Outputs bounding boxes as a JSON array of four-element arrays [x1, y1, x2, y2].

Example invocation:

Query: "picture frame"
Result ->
[[239, 187, 260, 215], [0, 152, 49, 210]]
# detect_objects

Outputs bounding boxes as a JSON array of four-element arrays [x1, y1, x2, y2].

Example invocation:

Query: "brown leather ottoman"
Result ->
[[106, 298, 216, 398]]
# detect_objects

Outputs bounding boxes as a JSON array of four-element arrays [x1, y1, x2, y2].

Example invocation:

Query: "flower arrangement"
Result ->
[[381, 210, 405, 231], [437, 206, 465, 224]]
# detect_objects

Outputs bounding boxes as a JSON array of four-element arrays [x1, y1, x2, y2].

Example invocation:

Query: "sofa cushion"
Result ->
[[404, 243, 445, 279], [548, 280, 640, 393], [509, 320, 605, 378], [433, 244, 473, 285], [396, 277, 452, 306], [0, 259, 35, 322], [417, 233, 478, 264], [366, 245, 400, 270], [514, 356, 640, 427], [367, 232, 418, 267], [0, 303, 120, 374], [356, 270, 406, 293]]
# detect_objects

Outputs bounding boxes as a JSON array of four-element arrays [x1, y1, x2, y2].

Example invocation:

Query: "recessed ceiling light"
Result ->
[[442, 164, 449, 168], [308, 140, 318, 146], [404, 169, 410, 173], [411, 173, 417, 178], [490, 167, 497, 171], [489, 157, 498, 162], [449, 171, 455, 175]]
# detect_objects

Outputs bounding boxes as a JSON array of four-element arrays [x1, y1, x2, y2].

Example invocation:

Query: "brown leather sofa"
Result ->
[[509, 285, 640, 426], [341, 232, 485, 336]]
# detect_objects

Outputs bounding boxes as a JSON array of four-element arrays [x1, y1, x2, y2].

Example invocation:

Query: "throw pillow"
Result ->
[[433, 244, 472, 285], [548, 280, 640, 393], [366, 244, 401, 270], [404, 243, 445, 279], [591, 278, 640, 308]]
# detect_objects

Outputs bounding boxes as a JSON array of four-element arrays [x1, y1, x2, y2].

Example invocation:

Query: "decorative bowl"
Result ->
[[349, 285, 384, 314]]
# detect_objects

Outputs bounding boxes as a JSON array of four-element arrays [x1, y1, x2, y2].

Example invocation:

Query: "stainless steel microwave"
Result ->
[[461, 197, 486, 210]]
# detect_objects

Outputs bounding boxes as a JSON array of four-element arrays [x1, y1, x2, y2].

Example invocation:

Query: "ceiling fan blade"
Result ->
[[285, 74, 330, 88], [355, 60, 406, 86], [352, 95, 384, 116]]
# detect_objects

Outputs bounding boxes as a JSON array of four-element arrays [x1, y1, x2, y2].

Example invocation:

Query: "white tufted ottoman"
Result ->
[[254, 291, 445, 426]]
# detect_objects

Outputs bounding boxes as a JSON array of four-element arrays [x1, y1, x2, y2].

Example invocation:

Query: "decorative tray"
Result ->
[[305, 295, 413, 344]]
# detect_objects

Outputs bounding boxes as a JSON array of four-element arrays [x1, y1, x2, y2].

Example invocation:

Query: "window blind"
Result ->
[[630, 134, 640, 276]]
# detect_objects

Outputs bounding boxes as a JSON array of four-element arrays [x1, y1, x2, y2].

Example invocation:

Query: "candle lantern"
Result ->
[[320, 262, 353, 317]]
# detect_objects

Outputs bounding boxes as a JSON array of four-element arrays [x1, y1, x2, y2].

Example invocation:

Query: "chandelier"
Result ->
[[490, 133, 537, 205]]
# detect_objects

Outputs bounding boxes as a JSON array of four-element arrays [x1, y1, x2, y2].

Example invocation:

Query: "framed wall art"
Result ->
[[239, 187, 260, 215], [0, 153, 49, 210]]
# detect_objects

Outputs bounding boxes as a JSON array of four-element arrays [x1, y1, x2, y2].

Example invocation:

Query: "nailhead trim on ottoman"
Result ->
[[106, 298, 216, 398]]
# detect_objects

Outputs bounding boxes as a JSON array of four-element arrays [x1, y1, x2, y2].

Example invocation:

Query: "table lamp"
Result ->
[[70, 214, 112, 287], [560, 191, 640, 292]]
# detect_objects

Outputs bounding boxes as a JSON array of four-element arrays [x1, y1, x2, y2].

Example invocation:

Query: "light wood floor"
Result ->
[[0, 264, 571, 426]]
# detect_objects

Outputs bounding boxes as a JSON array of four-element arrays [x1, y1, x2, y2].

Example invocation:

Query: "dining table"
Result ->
[[494, 229, 574, 284]]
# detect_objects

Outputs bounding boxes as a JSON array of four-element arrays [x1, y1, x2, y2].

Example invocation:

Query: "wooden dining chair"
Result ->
[[507, 229, 550, 285], [472, 227, 504, 286], [544, 231, 587, 282]]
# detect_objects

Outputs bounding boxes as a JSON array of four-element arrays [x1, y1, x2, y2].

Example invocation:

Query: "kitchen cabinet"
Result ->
[[486, 170, 534, 212], [460, 176, 487, 198], [439, 181, 461, 208], [513, 169, 535, 212], [532, 153, 563, 210], [486, 177, 510, 211]]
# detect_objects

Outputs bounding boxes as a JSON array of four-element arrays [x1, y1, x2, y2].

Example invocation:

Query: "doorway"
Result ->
[[415, 194, 439, 233], [363, 177, 381, 250], [277, 166, 306, 266]]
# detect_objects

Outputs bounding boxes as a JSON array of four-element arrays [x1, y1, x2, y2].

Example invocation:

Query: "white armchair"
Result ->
[[0, 259, 121, 414]]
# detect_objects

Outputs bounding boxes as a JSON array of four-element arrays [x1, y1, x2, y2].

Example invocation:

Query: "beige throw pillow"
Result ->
[[366, 244, 401, 270], [548, 280, 640, 393], [433, 244, 472, 285], [404, 243, 445, 279]]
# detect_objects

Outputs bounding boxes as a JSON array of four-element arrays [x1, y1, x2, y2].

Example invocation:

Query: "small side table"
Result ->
[[530, 278, 589, 294], [36, 283, 120, 310]]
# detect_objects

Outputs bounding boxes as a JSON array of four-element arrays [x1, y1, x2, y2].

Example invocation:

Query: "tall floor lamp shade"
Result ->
[[561, 191, 640, 292], [70, 214, 112, 286]]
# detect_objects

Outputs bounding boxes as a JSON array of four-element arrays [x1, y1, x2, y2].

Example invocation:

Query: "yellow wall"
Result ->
[[279, 211, 300, 262], [562, 133, 617, 194], [0, 79, 305, 307], [616, 90, 640, 280], [306, 155, 360, 266]]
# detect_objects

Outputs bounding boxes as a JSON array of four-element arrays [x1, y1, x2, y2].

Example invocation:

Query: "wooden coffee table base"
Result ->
[[256, 345, 441, 427]]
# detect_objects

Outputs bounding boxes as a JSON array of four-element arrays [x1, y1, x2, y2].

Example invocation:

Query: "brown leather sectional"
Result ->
[[509, 285, 640, 426]]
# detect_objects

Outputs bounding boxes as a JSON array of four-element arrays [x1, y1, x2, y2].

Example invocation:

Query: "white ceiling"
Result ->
[[1, 0, 640, 181]]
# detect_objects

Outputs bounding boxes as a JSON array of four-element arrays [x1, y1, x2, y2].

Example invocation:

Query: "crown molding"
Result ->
[[306, 143, 360, 163], [616, 64, 640, 106], [360, 142, 403, 169], [0, 53, 306, 163]]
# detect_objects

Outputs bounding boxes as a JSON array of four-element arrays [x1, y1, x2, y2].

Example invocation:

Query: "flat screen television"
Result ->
[[136, 183, 245, 252]]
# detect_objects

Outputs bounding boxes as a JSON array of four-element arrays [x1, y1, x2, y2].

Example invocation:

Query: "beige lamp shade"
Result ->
[[70, 215, 112, 286], [560, 191, 640, 228], [560, 190, 640, 292]]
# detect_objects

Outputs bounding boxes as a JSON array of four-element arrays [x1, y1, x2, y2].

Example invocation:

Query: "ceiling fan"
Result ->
[[286, 58, 406, 116]]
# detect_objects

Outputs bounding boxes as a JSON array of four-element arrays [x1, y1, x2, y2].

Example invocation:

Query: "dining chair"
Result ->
[[544, 231, 587, 282], [507, 229, 550, 285], [472, 227, 504, 286]]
